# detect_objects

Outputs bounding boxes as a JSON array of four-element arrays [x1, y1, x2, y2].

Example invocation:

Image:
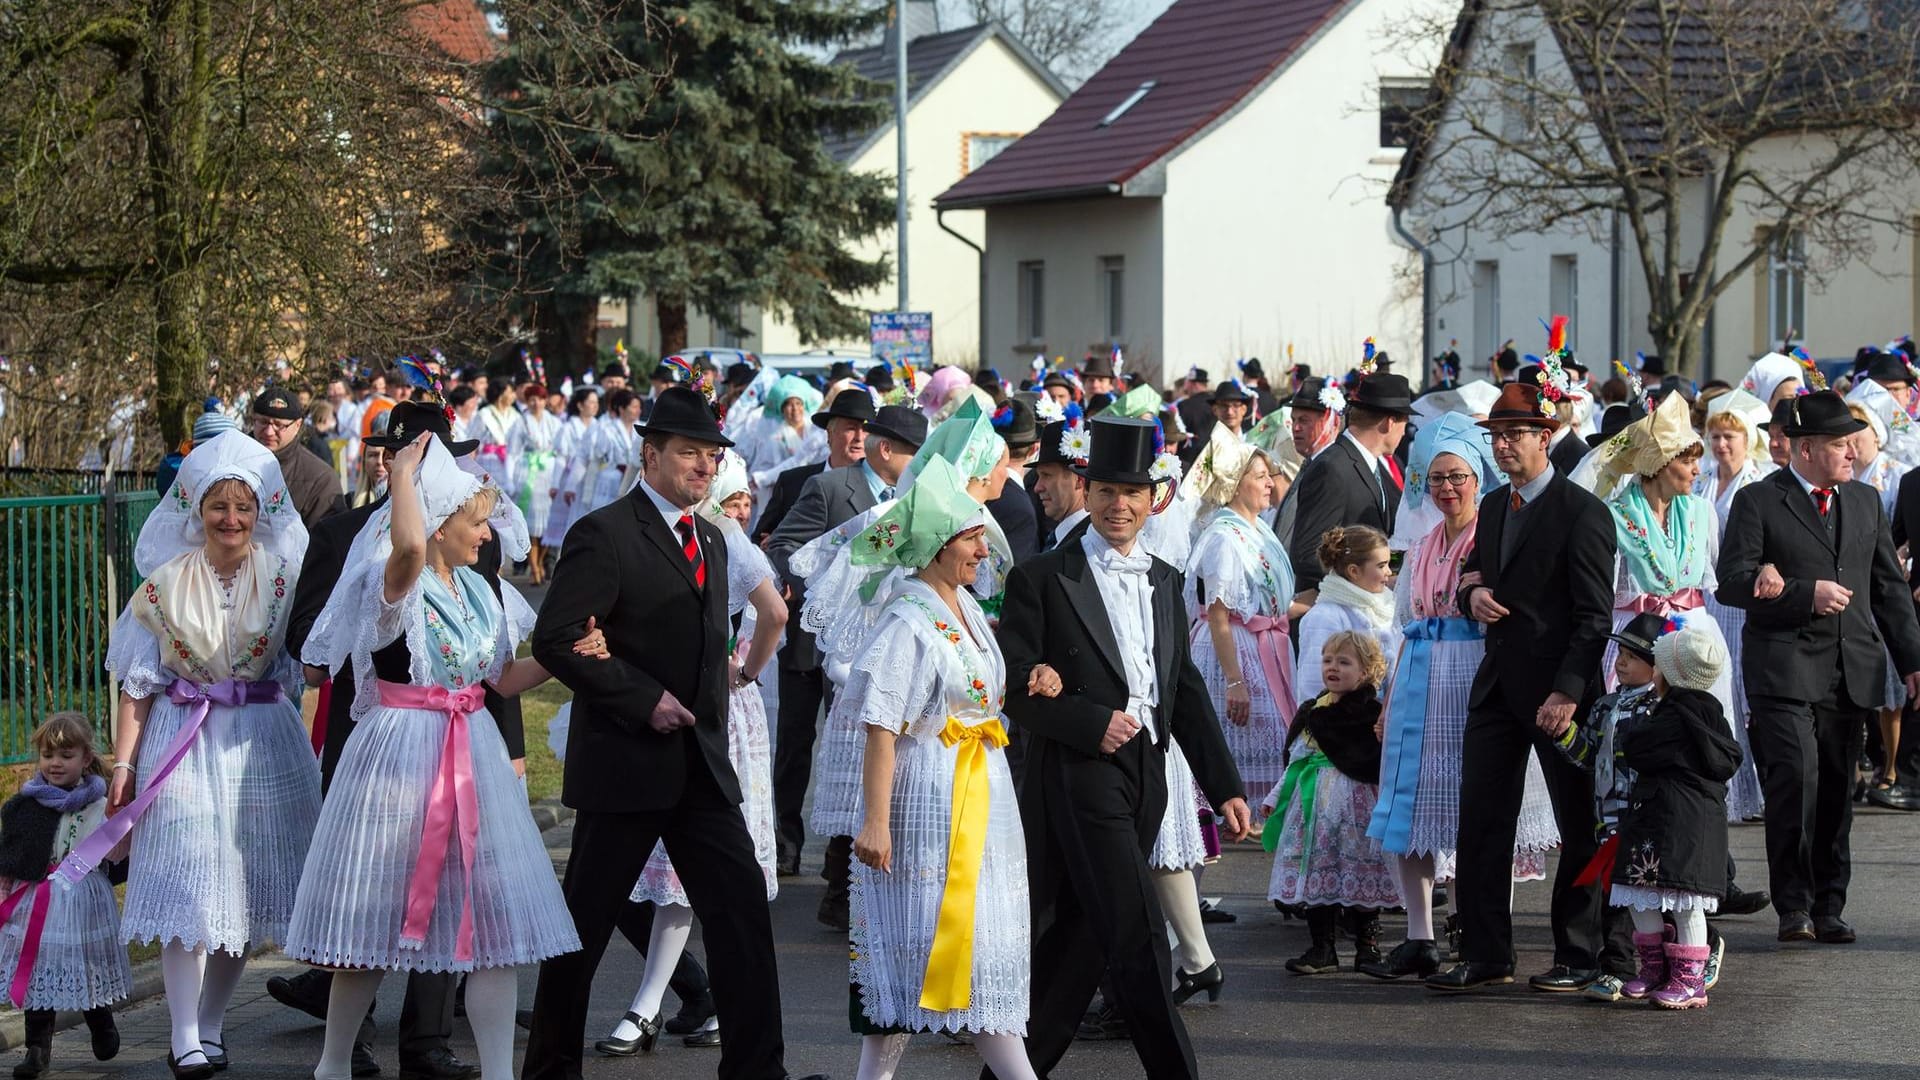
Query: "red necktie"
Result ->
[[675, 514, 706, 588], [1812, 488, 1833, 518], [1509, 488, 1524, 512], [1382, 455, 1405, 491]]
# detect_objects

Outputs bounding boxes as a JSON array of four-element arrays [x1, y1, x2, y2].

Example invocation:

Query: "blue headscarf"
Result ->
[[1404, 412, 1498, 511]]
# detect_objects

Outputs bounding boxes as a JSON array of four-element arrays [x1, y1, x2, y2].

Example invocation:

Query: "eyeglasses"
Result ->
[[1482, 427, 1545, 445], [1426, 471, 1476, 489], [254, 416, 301, 433]]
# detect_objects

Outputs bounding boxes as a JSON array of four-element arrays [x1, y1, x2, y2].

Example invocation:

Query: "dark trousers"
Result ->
[[772, 664, 831, 861], [1748, 688, 1868, 917], [615, 901, 712, 1009], [1456, 707, 1605, 969], [822, 834, 853, 907], [523, 760, 784, 1080], [1897, 696, 1920, 781], [992, 738, 1196, 1080]]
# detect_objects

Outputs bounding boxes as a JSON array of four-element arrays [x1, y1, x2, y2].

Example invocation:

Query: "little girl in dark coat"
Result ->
[[1609, 624, 1741, 1010]]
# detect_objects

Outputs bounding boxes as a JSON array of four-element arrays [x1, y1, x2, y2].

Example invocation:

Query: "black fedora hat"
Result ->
[[812, 386, 879, 430], [1760, 396, 1795, 432], [1348, 372, 1415, 416], [1241, 358, 1266, 380], [634, 386, 733, 447], [1185, 366, 1211, 385], [827, 360, 856, 382], [1076, 416, 1158, 486], [865, 404, 928, 450], [1608, 611, 1667, 661], [993, 396, 1039, 446], [1781, 389, 1866, 438], [1287, 375, 1331, 412], [1637, 354, 1668, 378], [1035, 419, 1087, 467], [725, 361, 757, 388], [1209, 380, 1253, 404], [1865, 351, 1915, 387], [367, 399, 481, 456]]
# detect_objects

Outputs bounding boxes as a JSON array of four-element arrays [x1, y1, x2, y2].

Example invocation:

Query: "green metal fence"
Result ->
[[0, 484, 158, 762]]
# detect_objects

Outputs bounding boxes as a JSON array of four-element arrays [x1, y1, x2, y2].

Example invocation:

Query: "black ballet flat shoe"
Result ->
[[664, 994, 716, 1035], [13, 1047, 48, 1080], [168, 1051, 216, 1080], [683, 1027, 722, 1048], [1359, 939, 1441, 981], [1172, 961, 1226, 1004], [199, 1041, 229, 1072], [1423, 962, 1514, 992], [593, 1012, 662, 1056]]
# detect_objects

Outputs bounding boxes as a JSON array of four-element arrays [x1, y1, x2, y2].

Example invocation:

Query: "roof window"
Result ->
[[1098, 81, 1156, 127]]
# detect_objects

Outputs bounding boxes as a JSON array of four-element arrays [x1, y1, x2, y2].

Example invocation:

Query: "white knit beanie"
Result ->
[[1653, 624, 1727, 692]]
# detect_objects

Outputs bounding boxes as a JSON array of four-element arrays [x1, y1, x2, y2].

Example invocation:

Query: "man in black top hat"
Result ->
[[765, 388, 895, 924], [599, 363, 629, 391], [252, 387, 346, 527], [527, 388, 823, 1080], [1285, 373, 1412, 594], [988, 397, 1041, 560], [1716, 390, 1920, 944], [990, 416, 1247, 1080]]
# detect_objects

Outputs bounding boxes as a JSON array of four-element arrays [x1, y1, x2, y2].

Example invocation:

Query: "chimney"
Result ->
[[880, 0, 941, 54]]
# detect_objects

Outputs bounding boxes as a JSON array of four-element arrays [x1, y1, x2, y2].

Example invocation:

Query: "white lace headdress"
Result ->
[[135, 430, 308, 575]]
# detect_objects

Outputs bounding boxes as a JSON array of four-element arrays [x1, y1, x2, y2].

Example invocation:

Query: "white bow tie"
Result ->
[[1093, 547, 1153, 576]]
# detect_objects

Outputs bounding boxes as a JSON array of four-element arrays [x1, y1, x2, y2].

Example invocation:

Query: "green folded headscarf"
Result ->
[[850, 456, 986, 598]]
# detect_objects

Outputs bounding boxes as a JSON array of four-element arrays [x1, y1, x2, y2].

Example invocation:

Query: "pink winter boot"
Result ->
[[1622, 928, 1672, 1000], [1653, 943, 1711, 1009]]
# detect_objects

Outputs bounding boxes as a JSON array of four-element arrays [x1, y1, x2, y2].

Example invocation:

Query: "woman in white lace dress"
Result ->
[[508, 383, 562, 584], [540, 387, 599, 550], [585, 389, 641, 514], [97, 432, 319, 1077], [593, 450, 783, 1054], [845, 457, 1036, 1080], [285, 435, 583, 1080], [1362, 414, 1558, 980]]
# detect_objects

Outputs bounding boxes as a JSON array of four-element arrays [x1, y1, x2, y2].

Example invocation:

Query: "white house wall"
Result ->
[[980, 197, 1165, 378]]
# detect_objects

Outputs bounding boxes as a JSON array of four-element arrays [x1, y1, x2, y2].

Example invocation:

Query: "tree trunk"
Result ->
[[534, 291, 600, 381], [658, 294, 688, 356], [143, 0, 215, 450]]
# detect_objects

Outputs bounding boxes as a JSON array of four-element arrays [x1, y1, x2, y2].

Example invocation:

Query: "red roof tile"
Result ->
[[409, 0, 498, 65], [935, 0, 1353, 208]]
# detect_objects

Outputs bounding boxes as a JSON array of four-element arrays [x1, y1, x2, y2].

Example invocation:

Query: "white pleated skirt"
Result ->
[[809, 690, 866, 839], [284, 699, 581, 972], [1149, 740, 1208, 871], [632, 684, 779, 905], [0, 872, 130, 1009], [122, 695, 321, 953]]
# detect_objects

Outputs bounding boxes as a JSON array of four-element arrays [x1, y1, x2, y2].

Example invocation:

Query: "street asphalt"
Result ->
[[21, 802, 1920, 1079]]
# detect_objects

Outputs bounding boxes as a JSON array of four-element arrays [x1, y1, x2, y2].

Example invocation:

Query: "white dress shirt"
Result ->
[[1050, 507, 1090, 549], [639, 477, 700, 559], [1343, 430, 1387, 511], [1082, 529, 1159, 739]]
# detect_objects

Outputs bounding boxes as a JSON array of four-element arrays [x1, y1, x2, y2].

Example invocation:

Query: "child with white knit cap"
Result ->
[[1608, 622, 1742, 1009]]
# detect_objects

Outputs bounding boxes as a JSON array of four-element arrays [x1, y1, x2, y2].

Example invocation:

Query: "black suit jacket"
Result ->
[[1176, 396, 1214, 470], [997, 540, 1244, 859], [1456, 470, 1616, 718], [1286, 435, 1400, 592], [753, 460, 826, 544], [987, 476, 1039, 563], [287, 496, 524, 790], [767, 463, 878, 672], [1549, 430, 1591, 476], [1891, 466, 1920, 603], [532, 490, 739, 813], [1716, 468, 1920, 707]]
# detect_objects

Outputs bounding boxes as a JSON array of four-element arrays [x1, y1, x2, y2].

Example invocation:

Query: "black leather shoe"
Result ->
[[1868, 783, 1920, 810], [1172, 961, 1225, 1004], [1814, 915, 1857, 944], [1075, 1002, 1130, 1041], [785, 1075, 833, 1079], [515, 1008, 534, 1030], [1424, 962, 1514, 992], [1528, 964, 1599, 992], [817, 896, 850, 931], [13, 1047, 48, 1080], [594, 1012, 662, 1056], [1198, 899, 1237, 924], [167, 1052, 216, 1080], [776, 849, 802, 877], [665, 995, 716, 1035], [1716, 887, 1770, 917], [1359, 939, 1441, 980], [683, 1027, 722, 1048], [352, 1043, 381, 1078], [84, 1008, 119, 1061], [1778, 910, 1816, 942], [398, 1048, 476, 1080], [266, 969, 331, 1021]]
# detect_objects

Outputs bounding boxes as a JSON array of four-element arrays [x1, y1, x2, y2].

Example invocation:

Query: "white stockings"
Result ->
[[611, 904, 695, 1039], [1390, 854, 1437, 941], [1151, 868, 1216, 974], [1627, 906, 1707, 945], [854, 1032, 1037, 1080], [160, 945, 248, 1062], [315, 970, 383, 1080]]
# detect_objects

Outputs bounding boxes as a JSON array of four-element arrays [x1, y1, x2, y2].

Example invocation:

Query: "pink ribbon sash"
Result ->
[[1195, 613, 1298, 729], [54, 677, 279, 888], [0, 871, 52, 1007], [1620, 588, 1704, 616], [379, 680, 486, 962]]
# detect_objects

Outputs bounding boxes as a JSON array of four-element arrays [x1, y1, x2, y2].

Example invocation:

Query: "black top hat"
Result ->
[[1495, 347, 1519, 373], [1034, 419, 1087, 467], [1209, 380, 1253, 405], [367, 399, 481, 456], [1585, 401, 1646, 446], [827, 361, 856, 382], [634, 387, 733, 447], [1865, 351, 1915, 386], [725, 362, 757, 388], [1348, 373, 1415, 416], [1781, 389, 1866, 438], [1076, 416, 1159, 486], [1608, 611, 1668, 661], [1637, 355, 1668, 378], [993, 397, 1039, 446], [1760, 396, 1795, 432], [251, 387, 304, 421], [1081, 353, 1117, 379], [1287, 376, 1331, 412], [865, 404, 928, 449], [1241, 359, 1266, 380], [600, 362, 629, 381], [812, 387, 878, 430]]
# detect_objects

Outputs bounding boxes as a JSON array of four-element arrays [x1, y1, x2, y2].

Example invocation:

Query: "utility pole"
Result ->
[[895, 1, 909, 312]]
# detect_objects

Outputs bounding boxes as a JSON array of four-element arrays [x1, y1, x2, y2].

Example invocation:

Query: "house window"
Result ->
[[1503, 44, 1536, 138], [1019, 261, 1045, 344], [1473, 260, 1501, 367], [1101, 256, 1124, 339], [1550, 256, 1578, 351], [964, 132, 1020, 174], [1378, 80, 1428, 149], [1768, 229, 1806, 346]]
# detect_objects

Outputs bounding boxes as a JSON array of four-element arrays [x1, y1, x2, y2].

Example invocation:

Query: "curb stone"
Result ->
[[0, 797, 577, 1051]]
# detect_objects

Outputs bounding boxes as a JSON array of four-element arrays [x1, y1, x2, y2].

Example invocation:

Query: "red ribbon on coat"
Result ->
[[1572, 833, 1621, 897], [379, 680, 486, 963]]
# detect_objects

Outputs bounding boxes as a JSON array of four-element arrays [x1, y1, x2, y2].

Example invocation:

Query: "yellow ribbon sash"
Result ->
[[918, 715, 1010, 1013]]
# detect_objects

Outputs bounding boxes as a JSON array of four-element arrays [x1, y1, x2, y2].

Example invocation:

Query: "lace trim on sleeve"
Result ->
[[1184, 525, 1260, 614], [105, 605, 170, 699], [726, 530, 775, 615], [844, 613, 938, 733], [345, 561, 429, 721], [491, 578, 537, 679]]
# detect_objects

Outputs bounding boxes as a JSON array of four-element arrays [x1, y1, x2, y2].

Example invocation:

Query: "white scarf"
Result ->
[[1316, 572, 1395, 632]]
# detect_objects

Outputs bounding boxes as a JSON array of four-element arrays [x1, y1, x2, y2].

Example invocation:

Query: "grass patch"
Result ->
[[519, 676, 567, 804]]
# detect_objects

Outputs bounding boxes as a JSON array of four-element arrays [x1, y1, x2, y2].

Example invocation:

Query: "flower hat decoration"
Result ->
[[1318, 382, 1347, 415], [1531, 315, 1575, 405], [1058, 422, 1092, 463], [1791, 346, 1828, 392]]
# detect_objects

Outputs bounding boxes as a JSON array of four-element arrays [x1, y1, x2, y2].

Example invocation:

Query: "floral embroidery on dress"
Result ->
[[900, 595, 994, 711]]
